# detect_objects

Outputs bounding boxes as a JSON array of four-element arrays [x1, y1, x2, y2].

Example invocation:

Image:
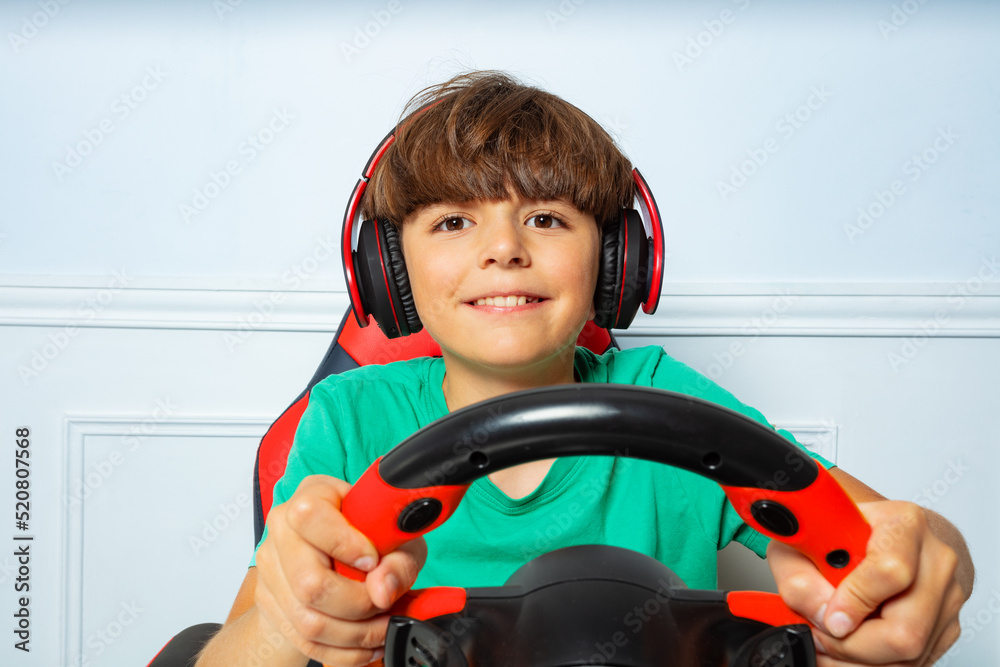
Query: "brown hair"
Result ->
[[360, 70, 635, 228]]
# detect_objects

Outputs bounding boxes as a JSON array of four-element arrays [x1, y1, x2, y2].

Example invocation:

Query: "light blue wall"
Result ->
[[1, 0, 997, 285]]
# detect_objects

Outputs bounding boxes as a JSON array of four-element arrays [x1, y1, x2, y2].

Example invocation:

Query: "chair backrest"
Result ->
[[252, 308, 618, 546]]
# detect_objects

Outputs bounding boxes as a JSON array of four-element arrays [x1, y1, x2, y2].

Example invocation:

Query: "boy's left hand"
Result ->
[[767, 500, 966, 666]]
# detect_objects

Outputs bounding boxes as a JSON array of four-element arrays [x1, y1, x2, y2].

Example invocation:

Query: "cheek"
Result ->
[[406, 255, 460, 321], [549, 243, 600, 311], [399, 232, 438, 314], [588, 245, 601, 288], [571, 238, 602, 294]]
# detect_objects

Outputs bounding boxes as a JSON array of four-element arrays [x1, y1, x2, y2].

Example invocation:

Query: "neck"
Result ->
[[441, 346, 578, 412]]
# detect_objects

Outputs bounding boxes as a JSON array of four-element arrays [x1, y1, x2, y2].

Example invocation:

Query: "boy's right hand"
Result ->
[[253, 474, 428, 667]]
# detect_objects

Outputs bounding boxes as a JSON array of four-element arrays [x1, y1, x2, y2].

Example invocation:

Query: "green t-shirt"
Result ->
[[252, 345, 832, 590]]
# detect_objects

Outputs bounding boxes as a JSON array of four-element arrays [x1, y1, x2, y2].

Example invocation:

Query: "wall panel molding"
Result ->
[[2, 279, 998, 338], [780, 422, 838, 465], [61, 416, 270, 667]]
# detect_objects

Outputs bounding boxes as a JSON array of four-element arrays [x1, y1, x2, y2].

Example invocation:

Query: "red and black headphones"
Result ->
[[341, 114, 665, 338]]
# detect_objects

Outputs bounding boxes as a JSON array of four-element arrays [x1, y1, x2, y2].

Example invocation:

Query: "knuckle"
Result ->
[[841, 580, 881, 613], [777, 570, 815, 604], [328, 532, 361, 562], [898, 502, 927, 529], [937, 544, 959, 578], [944, 619, 962, 647], [946, 582, 966, 613], [300, 473, 332, 489], [290, 607, 327, 642], [306, 473, 350, 496], [255, 545, 273, 569], [360, 621, 388, 649], [884, 623, 925, 661], [291, 570, 336, 608], [843, 593, 880, 618], [286, 495, 322, 527], [292, 636, 320, 659], [870, 553, 914, 590]]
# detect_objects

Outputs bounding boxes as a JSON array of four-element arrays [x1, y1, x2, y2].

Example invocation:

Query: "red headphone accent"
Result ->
[[342, 130, 396, 326], [632, 168, 664, 315]]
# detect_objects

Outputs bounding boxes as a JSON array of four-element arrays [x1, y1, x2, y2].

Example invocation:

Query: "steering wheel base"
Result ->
[[385, 545, 817, 667]]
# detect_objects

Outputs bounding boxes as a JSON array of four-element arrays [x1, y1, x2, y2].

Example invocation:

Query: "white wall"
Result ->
[[1, 1, 998, 665]]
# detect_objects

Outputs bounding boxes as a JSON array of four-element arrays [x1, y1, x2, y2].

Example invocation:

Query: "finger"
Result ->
[[767, 539, 837, 631], [260, 585, 387, 667], [257, 545, 393, 653], [305, 645, 385, 667], [260, 498, 387, 622], [822, 502, 927, 638], [282, 475, 381, 572], [366, 536, 428, 609], [813, 590, 938, 663], [814, 615, 956, 667], [814, 539, 962, 663], [925, 617, 963, 666]]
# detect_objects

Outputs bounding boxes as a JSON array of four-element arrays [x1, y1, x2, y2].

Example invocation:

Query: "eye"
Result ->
[[526, 213, 565, 229], [434, 216, 473, 232]]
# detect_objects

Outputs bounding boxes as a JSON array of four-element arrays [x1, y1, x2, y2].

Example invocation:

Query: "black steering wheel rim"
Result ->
[[335, 385, 871, 667], [378, 384, 818, 491]]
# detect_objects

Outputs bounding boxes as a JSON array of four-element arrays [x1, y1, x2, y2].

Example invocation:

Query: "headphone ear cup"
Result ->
[[354, 219, 422, 338], [594, 214, 624, 329], [594, 209, 648, 330], [380, 221, 422, 336]]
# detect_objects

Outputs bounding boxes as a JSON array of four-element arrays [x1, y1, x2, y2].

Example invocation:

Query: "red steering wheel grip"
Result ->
[[332, 461, 470, 620], [721, 465, 871, 628], [726, 591, 810, 627], [724, 465, 871, 587], [336, 459, 469, 580]]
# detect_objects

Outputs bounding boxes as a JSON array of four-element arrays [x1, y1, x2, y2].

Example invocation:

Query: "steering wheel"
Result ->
[[333, 385, 872, 667]]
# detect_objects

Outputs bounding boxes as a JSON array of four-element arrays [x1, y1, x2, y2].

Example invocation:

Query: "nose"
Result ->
[[478, 217, 530, 269]]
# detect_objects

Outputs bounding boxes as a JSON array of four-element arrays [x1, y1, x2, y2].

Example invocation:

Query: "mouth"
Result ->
[[469, 295, 545, 308]]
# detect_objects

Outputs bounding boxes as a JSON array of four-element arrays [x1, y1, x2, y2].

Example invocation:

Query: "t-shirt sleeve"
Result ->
[[247, 361, 436, 568], [248, 381, 352, 567], [639, 346, 834, 558]]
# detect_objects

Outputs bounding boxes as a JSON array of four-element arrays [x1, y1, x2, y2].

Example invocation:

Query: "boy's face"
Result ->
[[400, 196, 601, 372]]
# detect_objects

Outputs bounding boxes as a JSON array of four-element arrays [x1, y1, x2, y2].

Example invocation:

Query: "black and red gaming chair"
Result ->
[[145, 311, 617, 666]]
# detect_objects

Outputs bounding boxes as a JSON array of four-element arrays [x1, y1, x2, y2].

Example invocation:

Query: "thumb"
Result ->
[[768, 539, 836, 631], [822, 501, 925, 638], [366, 536, 428, 610]]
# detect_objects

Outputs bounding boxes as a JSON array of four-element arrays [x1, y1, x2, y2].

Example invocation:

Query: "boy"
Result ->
[[196, 71, 973, 667]]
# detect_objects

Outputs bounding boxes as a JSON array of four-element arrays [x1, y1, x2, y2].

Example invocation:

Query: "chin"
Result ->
[[431, 321, 583, 371], [475, 339, 577, 372]]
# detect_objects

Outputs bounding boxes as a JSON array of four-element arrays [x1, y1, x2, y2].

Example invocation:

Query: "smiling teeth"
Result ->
[[474, 296, 539, 307]]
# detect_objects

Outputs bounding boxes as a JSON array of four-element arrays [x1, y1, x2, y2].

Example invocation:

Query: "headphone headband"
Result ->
[[341, 127, 398, 326]]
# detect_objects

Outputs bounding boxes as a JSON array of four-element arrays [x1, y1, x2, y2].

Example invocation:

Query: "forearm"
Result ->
[[925, 507, 975, 598], [194, 606, 309, 667]]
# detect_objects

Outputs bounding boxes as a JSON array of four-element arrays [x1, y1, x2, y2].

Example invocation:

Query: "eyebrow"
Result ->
[[422, 198, 585, 214]]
